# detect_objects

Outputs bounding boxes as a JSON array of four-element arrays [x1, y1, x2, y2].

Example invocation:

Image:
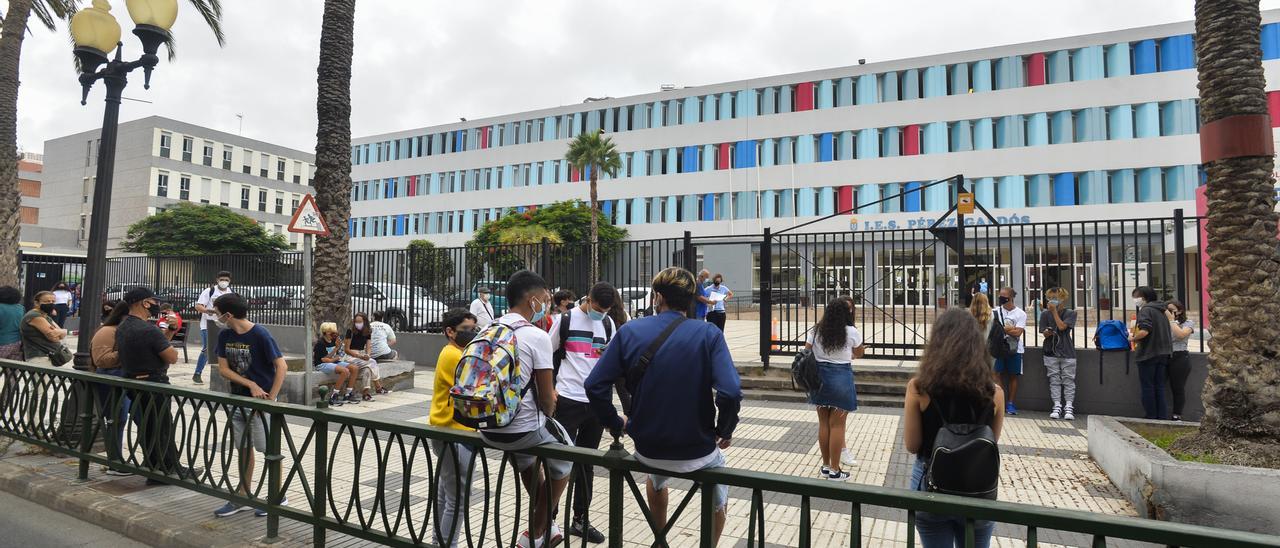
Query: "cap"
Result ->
[[477, 286, 491, 294], [122, 286, 156, 305]]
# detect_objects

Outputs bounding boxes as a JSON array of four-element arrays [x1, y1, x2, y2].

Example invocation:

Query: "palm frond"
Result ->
[[30, 1, 58, 32], [185, 0, 225, 46]]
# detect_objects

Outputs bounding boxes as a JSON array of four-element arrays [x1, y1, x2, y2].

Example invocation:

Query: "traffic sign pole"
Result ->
[[303, 233, 314, 406]]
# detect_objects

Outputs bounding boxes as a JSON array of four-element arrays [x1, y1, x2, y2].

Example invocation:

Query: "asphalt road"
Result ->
[[0, 490, 148, 548]]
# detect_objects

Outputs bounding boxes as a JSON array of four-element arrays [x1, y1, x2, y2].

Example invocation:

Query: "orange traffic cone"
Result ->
[[770, 318, 780, 351]]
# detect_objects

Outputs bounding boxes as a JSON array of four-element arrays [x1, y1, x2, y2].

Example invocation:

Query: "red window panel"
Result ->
[[796, 82, 815, 111], [904, 124, 921, 156], [408, 175, 418, 196], [717, 143, 731, 170], [480, 126, 490, 149], [1027, 53, 1047, 86], [570, 166, 581, 182], [837, 186, 854, 212], [1268, 90, 1280, 127]]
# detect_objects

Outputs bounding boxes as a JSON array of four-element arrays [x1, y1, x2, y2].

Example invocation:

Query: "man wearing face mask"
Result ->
[[993, 287, 1027, 415], [1129, 286, 1172, 420], [192, 271, 234, 385], [429, 308, 478, 547], [1038, 287, 1077, 420], [469, 286, 495, 331], [549, 282, 618, 543]]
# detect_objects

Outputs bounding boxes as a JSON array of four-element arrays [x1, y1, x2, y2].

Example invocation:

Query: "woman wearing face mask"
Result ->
[[705, 274, 733, 332], [804, 297, 865, 481], [1038, 287, 1077, 420], [100, 300, 119, 323], [50, 282, 73, 328], [1165, 300, 1195, 421], [21, 291, 68, 366], [343, 313, 379, 403], [429, 308, 478, 548]]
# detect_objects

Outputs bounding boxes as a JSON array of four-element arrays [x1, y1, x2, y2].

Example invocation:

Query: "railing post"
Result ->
[[604, 435, 627, 548], [263, 410, 284, 543], [683, 231, 696, 319], [1173, 208, 1187, 305], [313, 387, 329, 547], [76, 378, 95, 481], [699, 479, 716, 548], [760, 228, 772, 370]]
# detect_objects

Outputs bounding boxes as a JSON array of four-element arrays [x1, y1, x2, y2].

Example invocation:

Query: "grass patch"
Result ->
[[1124, 422, 1221, 464]]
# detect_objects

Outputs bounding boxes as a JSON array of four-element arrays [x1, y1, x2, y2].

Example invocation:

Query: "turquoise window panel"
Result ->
[[780, 189, 795, 217], [996, 115, 1025, 148], [857, 183, 882, 214], [924, 180, 949, 211], [651, 101, 666, 128], [542, 161, 555, 185], [780, 137, 795, 165], [837, 131, 854, 160], [719, 92, 734, 120], [797, 188, 816, 216], [974, 118, 994, 150], [1165, 165, 1196, 200], [1161, 99, 1197, 136], [737, 140, 758, 167], [882, 183, 902, 213], [796, 135, 816, 164], [923, 66, 947, 98], [819, 134, 834, 162], [1047, 50, 1071, 84], [1133, 39, 1157, 74], [997, 175, 1027, 208], [682, 97, 699, 125], [1110, 169, 1136, 203], [882, 127, 902, 157], [461, 212, 473, 233], [586, 110, 601, 132], [974, 177, 996, 207], [818, 80, 836, 109], [1107, 105, 1134, 139], [720, 192, 733, 220], [681, 195, 697, 222], [1135, 102, 1160, 138], [1051, 111, 1074, 145], [703, 144, 716, 170], [629, 151, 644, 177], [1264, 23, 1280, 60], [1027, 174, 1051, 207], [923, 122, 947, 154], [569, 114, 581, 138], [761, 190, 777, 218], [614, 110, 626, 132], [667, 100, 680, 125], [665, 147, 678, 174], [994, 56, 1023, 90], [904, 182, 922, 212], [818, 187, 836, 215], [1079, 170, 1107, 204], [972, 59, 993, 92], [902, 69, 921, 100], [1053, 173, 1076, 206], [1159, 35, 1195, 71], [738, 89, 758, 117], [761, 138, 776, 167], [857, 74, 879, 105], [737, 191, 757, 219], [1105, 43, 1131, 77], [500, 166, 513, 189], [614, 199, 627, 225], [1138, 167, 1162, 202], [1076, 107, 1106, 142], [761, 87, 777, 115], [857, 128, 879, 158], [633, 104, 649, 130], [701, 95, 716, 122], [631, 198, 647, 224], [950, 62, 970, 94], [429, 173, 441, 194], [951, 120, 974, 152], [1027, 113, 1049, 146], [561, 160, 571, 183], [1071, 45, 1105, 81], [836, 77, 854, 107], [665, 196, 678, 222], [880, 72, 899, 102], [779, 85, 793, 113]]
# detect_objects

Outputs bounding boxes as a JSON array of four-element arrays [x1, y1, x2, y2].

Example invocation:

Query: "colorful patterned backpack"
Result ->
[[450, 320, 532, 430]]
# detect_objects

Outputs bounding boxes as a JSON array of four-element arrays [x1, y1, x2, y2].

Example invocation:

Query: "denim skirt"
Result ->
[[807, 361, 858, 412]]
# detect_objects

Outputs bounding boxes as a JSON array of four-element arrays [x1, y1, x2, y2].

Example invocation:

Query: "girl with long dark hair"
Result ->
[[804, 297, 864, 481], [1165, 300, 1195, 421], [343, 312, 378, 402]]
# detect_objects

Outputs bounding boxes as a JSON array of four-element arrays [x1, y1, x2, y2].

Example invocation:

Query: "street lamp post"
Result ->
[[68, 0, 177, 371]]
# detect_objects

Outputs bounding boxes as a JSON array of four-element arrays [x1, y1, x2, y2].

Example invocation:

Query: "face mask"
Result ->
[[1133, 298, 1145, 307], [217, 281, 230, 290], [354, 322, 364, 330], [998, 296, 1010, 306], [531, 298, 549, 323], [479, 293, 490, 302], [713, 280, 722, 286], [147, 303, 161, 318], [588, 309, 607, 322], [1048, 299, 1061, 306], [454, 329, 477, 347], [39, 303, 54, 314]]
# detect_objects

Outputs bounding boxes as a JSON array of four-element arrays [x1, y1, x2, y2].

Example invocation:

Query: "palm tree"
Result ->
[[0, 0, 224, 288], [1176, 0, 1280, 465], [564, 129, 621, 283], [309, 0, 355, 331]]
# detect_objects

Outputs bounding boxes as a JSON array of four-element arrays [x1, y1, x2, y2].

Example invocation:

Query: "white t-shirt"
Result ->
[[995, 306, 1028, 353], [549, 307, 614, 403], [485, 313, 553, 435], [52, 290, 72, 305], [196, 286, 233, 330], [369, 321, 395, 357], [470, 298, 495, 330], [808, 326, 864, 364]]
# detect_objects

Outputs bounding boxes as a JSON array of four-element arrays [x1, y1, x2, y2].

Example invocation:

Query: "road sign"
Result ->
[[286, 194, 329, 236], [957, 192, 975, 215]]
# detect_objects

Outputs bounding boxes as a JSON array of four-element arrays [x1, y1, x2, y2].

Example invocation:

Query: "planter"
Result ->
[[1099, 296, 1112, 311], [1087, 416, 1280, 535], [936, 297, 948, 308]]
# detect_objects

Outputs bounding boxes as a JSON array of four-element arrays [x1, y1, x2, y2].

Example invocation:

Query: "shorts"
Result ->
[[994, 354, 1023, 375], [481, 419, 573, 480], [647, 449, 729, 512], [807, 361, 858, 412], [315, 361, 350, 375], [231, 407, 271, 453]]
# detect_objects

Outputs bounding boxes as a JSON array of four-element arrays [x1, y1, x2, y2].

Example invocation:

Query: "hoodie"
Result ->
[[1134, 301, 1173, 362]]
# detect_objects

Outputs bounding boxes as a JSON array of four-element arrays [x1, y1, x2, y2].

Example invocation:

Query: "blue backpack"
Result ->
[[1095, 321, 1130, 350]]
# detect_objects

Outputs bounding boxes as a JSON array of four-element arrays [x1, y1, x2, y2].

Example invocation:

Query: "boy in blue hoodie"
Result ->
[[585, 267, 742, 544]]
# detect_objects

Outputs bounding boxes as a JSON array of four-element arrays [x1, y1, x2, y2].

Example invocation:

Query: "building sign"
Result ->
[[957, 193, 975, 215], [849, 213, 1031, 231]]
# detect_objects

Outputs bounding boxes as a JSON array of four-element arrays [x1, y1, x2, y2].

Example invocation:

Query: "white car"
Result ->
[[351, 282, 447, 331], [618, 286, 655, 318]]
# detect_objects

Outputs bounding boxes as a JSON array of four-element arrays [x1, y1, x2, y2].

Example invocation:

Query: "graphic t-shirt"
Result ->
[[550, 308, 614, 403], [481, 313, 553, 436], [216, 323, 283, 397], [369, 321, 395, 357]]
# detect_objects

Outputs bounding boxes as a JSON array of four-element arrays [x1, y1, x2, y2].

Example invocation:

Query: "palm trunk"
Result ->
[[310, 0, 356, 331], [0, 0, 32, 288], [1176, 0, 1280, 464], [589, 168, 599, 283]]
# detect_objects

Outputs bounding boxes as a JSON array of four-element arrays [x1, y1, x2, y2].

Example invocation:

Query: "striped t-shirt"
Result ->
[[550, 307, 614, 404]]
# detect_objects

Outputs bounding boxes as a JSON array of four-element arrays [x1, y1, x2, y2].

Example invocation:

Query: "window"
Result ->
[[242, 150, 253, 174], [202, 141, 213, 166], [276, 158, 286, 181], [241, 186, 251, 209], [156, 172, 169, 197], [159, 132, 172, 157], [79, 214, 88, 240], [222, 145, 233, 170], [220, 181, 231, 206], [275, 193, 284, 214], [179, 175, 190, 200], [260, 154, 270, 178], [293, 161, 303, 184], [291, 195, 300, 211], [258, 189, 267, 211], [181, 136, 193, 162], [85, 140, 93, 167], [200, 177, 212, 203]]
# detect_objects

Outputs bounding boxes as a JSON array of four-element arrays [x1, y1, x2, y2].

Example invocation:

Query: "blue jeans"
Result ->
[[1137, 356, 1169, 420], [911, 459, 994, 548], [195, 329, 208, 375], [96, 368, 131, 464]]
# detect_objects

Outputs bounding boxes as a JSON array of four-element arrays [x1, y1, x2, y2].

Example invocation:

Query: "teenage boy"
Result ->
[[210, 293, 289, 518], [478, 270, 571, 548], [429, 308, 478, 548], [549, 282, 617, 544], [1039, 287, 1077, 420], [1130, 286, 1173, 420], [192, 270, 234, 384], [993, 286, 1027, 415], [585, 267, 742, 546]]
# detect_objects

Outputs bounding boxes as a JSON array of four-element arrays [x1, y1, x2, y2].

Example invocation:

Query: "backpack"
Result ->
[[924, 402, 1000, 500], [1095, 320, 1130, 350], [986, 310, 1018, 360], [552, 310, 614, 376], [449, 320, 534, 430], [790, 348, 822, 392]]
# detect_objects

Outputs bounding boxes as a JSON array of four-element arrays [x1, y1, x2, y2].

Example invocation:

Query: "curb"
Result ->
[[0, 459, 264, 548]]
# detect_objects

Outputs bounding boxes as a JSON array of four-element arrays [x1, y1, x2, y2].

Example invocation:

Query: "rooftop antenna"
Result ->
[[236, 113, 244, 135]]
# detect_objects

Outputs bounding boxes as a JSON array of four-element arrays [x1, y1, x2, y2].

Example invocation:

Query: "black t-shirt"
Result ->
[[345, 329, 369, 352], [116, 315, 173, 382]]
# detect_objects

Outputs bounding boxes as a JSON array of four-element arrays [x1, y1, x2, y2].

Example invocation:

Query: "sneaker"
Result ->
[[840, 448, 857, 467], [255, 496, 289, 517], [1171, 414, 1182, 421], [517, 525, 564, 548], [1049, 406, 1061, 420], [192, 374, 203, 384], [569, 516, 605, 543], [1064, 408, 1075, 421], [345, 393, 361, 405], [819, 465, 831, 477], [826, 470, 851, 481], [329, 395, 345, 407], [362, 393, 374, 402], [1006, 403, 1018, 416], [214, 501, 247, 518], [104, 467, 134, 477], [376, 387, 390, 395]]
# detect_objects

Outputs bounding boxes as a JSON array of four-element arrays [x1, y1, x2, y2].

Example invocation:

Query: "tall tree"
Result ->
[[1176, 0, 1280, 466], [564, 130, 622, 283], [0, 0, 223, 287], [310, 0, 355, 330]]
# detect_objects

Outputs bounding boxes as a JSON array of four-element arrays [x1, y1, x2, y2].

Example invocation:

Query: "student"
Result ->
[[1165, 300, 1195, 421], [21, 291, 67, 366], [211, 293, 289, 518], [1130, 286, 1172, 420], [992, 287, 1026, 415], [158, 303, 183, 333], [50, 282, 73, 328], [469, 286, 495, 331], [968, 293, 994, 367], [0, 286, 23, 361], [313, 322, 363, 407], [1039, 287, 1077, 420], [539, 289, 577, 331], [368, 311, 398, 361], [903, 309, 1005, 548], [91, 302, 132, 476], [344, 312, 381, 402], [429, 308, 478, 548], [192, 271, 234, 384], [705, 273, 733, 332], [804, 297, 865, 481], [550, 282, 617, 543], [477, 270, 571, 548], [586, 267, 742, 547]]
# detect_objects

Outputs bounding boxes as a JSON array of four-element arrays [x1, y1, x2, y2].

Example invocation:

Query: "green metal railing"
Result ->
[[0, 359, 1276, 548]]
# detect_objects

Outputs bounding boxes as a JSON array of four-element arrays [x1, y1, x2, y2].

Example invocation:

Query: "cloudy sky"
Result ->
[[17, 0, 1280, 154]]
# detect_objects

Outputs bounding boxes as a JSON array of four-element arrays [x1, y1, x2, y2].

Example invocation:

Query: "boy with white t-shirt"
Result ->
[[993, 287, 1027, 415], [192, 270, 233, 384], [477, 270, 571, 548]]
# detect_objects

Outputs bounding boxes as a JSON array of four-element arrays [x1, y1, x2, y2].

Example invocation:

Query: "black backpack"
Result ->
[[924, 402, 1000, 500], [986, 310, 1018, 360], [552, 310, 614, 377], [790, 348, 821, 392]]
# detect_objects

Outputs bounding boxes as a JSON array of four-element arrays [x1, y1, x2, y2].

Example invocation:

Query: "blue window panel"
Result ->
[[665, 197, 678, 222], [838, 131, 854, 160], [974, 177, 996, 207], [882, 183, 902, 213], [1047, 50, 1071, 84], [761, 190, 777, 218], [1138, 167, 1162, 202], [737, 140, 759, 167], [1027, 113, 1049, 146], [1026, 174, 1051, 207], [761, 138, 776, 167], [780, 137, 795, 165], [882, 127, 902, 157], [902, 69, 921, 100], [994, 56, 1023, 90], [348, 219, 355, 235], [701, 95, 716, 121], [682, 97, 699, 125], [1050, 111, 1074, 145], [923, 122, 948, 155], [631, 198, 647, 224], [857, 183, 882, 214], [1105, 43, 1132, 77], [817, 80, 835, 109], [1159, 35, 1195, 71], [796, 135, 815, 164], [665, 148, 678, 174], [950, 62, 970, 94], [818, 187, 836, 215], [1135, 102, 1160, 138], [1133, 39, 1157, 74], [1052, 173, 1076, 206], [703, 145, 716, 171], [857, 128, 879, 158], [922, 66, 947, 98], [957, 120, 972, 151], [500, 165, 513, 189], [761, 87, 777, 115], [680, 195, 697, 222], [880, 72, 899, 102], [1072, 45, 1105, 81], [996, 175, 1026, 208], [972, 59, 993, 92], [682, 146, 700, 173], [583, 165, 593, 181], [602, 200, 613, 219], [1107, 105, 1134, 139], [778, 85, 793, 113], [1161, 99, 1197, 136], [429, 173, 441, 194], [1110, 169, 1136, 203], [738, 89, 758, 117], [974, 118, 994, 150], [1264, 23, 1280, 60], [856, 74, 879, 105], [649, 102, 663, 128], [454, 130, 465, 151], [719, 92, 734, 120], [996, 115, 1025, 148], [702, 193, 716, 221], [1076, 107, 1106, 142], [924, 181, 948, 211], [836, 77, 854, 107], [1079, 170, 1107, 204], [1165, 165, 1196, 201], [904, 182, 923, 212], [797, 189, 816, 217], [818, 133, 834, 162]]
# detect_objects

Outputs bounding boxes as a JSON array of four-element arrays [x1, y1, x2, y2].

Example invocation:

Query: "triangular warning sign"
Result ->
[[286, 194, 330, 236]]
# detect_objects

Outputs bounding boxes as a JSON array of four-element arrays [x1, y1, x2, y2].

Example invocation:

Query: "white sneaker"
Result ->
[[840, 448, 857, 467], [1063, 407, 1075, 421], [1049, 406, 1061, 420], [517, 525, 563, 548]]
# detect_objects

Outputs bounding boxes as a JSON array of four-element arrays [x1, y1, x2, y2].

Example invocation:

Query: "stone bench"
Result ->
[[210, 357, 417, 404]]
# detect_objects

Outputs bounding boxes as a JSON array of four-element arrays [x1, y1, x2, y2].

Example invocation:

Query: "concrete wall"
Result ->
[[1016, 348, 1206, 421]]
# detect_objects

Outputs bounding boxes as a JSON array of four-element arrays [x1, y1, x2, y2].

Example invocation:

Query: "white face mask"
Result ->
[[217, 281, 230, 290], [354, 322, 364, 330], [479, 293, 490, 302], [1132, 297, 1145, 308]]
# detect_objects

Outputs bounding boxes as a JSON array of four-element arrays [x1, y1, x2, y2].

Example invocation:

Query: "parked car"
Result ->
[[103, 283, 150, 302], [156, 287, 203, 312], [618, 286, 655, 318], [351, 282, 448, 331]]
